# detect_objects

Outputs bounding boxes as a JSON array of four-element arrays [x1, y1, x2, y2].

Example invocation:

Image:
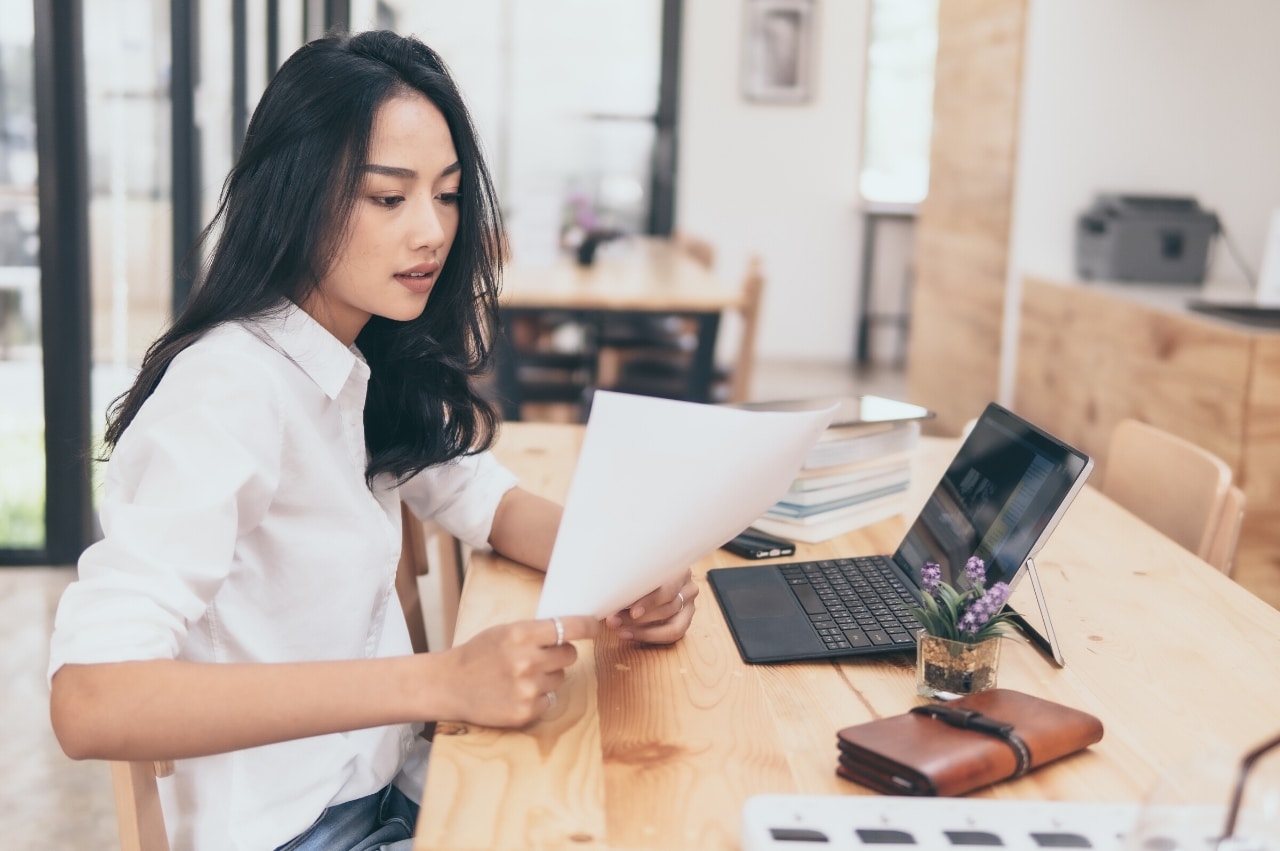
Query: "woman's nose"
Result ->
[[410, 200, 446, 250]]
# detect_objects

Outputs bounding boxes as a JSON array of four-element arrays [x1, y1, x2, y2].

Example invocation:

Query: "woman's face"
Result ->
[[304, 91, 461, 345]]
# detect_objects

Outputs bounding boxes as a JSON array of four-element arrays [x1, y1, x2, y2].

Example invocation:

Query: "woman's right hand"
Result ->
[[437, 615, 600, 727]]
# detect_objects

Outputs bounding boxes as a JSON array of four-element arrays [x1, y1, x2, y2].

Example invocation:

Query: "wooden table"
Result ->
[[415, 423, 1280, 850], [494, 237, 743, 418]]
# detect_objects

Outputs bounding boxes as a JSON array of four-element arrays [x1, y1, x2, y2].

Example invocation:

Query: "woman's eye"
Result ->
[[373, 195, 405, 208], [437, 192, 462, 206]]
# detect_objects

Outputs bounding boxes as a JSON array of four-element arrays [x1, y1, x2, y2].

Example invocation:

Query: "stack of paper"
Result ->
[[746, 397, 929, 543]]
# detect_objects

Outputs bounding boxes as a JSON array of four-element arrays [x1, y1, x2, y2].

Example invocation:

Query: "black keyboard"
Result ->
[[779, 557, 922, 652]]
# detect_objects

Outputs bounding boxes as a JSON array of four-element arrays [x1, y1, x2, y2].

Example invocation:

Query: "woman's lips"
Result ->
[[395, 268, 437, 294]]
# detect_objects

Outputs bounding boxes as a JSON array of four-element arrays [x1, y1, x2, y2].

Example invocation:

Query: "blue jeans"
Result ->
[[275, 785, 419, 851]]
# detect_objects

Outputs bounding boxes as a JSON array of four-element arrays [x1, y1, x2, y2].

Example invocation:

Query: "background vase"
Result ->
[[916, 632, 1000, 698]]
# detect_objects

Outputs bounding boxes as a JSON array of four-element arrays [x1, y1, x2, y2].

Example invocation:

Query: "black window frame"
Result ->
[[0, 0, 94, 567]]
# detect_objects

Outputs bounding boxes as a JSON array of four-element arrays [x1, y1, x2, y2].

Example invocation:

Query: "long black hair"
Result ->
[[103, 30, 504, 484]]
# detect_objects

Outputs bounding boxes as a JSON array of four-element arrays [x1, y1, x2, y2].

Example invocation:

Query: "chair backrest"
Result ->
[[395, 502, 432, 654], [1099, 418, 1233, 561], [1204, 484, 1247, 577], [111, 502, 456, 850], [111, 760, 171, 851], [726, 257, 765, 404], [673, 229, 716, 270], [397, 502, 465, 653]]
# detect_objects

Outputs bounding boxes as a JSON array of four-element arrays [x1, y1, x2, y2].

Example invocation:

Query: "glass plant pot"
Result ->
[[916, 632, 1001, 698]]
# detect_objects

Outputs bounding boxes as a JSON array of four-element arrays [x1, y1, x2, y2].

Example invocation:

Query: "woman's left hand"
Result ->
[[605, 569, 697, 645]]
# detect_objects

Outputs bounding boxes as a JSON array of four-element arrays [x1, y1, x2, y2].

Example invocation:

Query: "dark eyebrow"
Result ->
[[362, 164, 416, 179], [361, 161, 462, 180]]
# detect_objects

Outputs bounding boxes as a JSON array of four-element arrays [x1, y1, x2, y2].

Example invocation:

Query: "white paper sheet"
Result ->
[[535, 391, 838, 619]]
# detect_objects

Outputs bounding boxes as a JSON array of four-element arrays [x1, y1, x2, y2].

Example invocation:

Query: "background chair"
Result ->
[[1204, 484, 1247, 577], [607, 256, 765, 404], [494, 309, 600, 423], [1099, 418, 1234, 565], [111, 502, 457, 851], [592, 230, 717, 388]]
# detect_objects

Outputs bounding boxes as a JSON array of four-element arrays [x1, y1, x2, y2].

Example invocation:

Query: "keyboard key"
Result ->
[[792, 583, 827, 615], [842, 629, 872, 648]]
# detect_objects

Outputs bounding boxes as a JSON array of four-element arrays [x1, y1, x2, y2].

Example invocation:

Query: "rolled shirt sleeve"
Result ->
[[397, 450, 519, 551]]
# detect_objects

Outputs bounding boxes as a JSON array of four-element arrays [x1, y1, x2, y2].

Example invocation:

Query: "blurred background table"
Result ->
[[492, 237, 744, 421]]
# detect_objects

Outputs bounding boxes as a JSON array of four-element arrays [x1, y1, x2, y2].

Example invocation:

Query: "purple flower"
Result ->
[[964, 556, 986, 587], [921, 562, 942, 595], [958, 581, 1011, 635], [914, 558, 1013, 643]]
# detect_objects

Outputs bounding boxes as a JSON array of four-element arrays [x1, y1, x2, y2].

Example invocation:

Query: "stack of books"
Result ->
[[744, 396, 931, 544]]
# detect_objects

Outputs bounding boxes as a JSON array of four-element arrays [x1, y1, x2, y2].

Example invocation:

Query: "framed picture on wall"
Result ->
[[741, 0, 815, 103]]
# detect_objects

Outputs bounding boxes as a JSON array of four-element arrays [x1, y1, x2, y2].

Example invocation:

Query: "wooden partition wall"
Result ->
[[1015, 276, 1280, 608], [906, 0, 1028, 436], [1015, 279, 1257, 484]]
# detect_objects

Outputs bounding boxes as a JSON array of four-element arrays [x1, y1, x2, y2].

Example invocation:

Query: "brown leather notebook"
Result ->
[[836, 689, 1104, 796]]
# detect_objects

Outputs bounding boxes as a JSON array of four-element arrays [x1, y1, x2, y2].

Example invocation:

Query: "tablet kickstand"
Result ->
[[1004, 557, 1066, 668]]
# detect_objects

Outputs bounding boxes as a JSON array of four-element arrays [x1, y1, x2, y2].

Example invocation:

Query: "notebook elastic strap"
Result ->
[[910, 704, 1032, 778]]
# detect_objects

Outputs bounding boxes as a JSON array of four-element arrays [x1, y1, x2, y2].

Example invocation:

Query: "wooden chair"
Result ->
[[1204, 484, 1247, 577], [1099, 418, 1233, 563], [593, 231, 718, 388], [396, 502, 466, 653], [111, 759, 172, 851], [499, 310, 600, 423], [725, 259, 765, 403], [673, 229, 717, 270], [609, 256, 766, 404], [110, 502, 460, 851]]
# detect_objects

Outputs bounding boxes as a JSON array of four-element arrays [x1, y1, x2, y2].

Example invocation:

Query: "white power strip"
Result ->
[[741, 795, 1143, 851]]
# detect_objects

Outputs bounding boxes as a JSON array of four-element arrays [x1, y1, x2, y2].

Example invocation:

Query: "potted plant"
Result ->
[[912, 556, 1015, 698]]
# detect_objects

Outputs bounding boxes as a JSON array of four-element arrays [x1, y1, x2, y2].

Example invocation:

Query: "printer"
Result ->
[[1075, 194, 1219, 284]]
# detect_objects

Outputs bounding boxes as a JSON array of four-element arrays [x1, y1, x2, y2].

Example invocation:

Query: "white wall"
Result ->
[[1002, 0, 1280, 399], [677, 0, 871, 363]]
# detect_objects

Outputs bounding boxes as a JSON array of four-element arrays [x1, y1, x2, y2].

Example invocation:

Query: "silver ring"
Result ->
[[677, 591, 686, 612], [553, 616, 565, 647], [546, 691, 557, 709]]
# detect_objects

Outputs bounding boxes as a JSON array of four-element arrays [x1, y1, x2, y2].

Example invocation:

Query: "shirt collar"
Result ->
[[252, 303, 369, 400]]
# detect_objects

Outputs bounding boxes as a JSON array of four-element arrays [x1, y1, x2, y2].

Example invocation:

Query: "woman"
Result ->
[[48, 30, 696, 851]]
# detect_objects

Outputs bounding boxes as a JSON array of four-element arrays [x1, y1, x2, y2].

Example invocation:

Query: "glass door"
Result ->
[[84, 0, 174, 481], [0, 0, 44, 552]]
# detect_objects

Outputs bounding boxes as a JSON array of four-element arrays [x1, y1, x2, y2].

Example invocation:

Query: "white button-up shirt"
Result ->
[[48, 305, 518, 850]]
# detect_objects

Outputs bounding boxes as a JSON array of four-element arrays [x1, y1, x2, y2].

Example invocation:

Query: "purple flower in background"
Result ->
[[921, 562, 942, 595], [964, 556, 986, 587]]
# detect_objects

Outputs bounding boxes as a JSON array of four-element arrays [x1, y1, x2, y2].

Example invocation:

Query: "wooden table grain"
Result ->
[[415, 423, 1280, 850]]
